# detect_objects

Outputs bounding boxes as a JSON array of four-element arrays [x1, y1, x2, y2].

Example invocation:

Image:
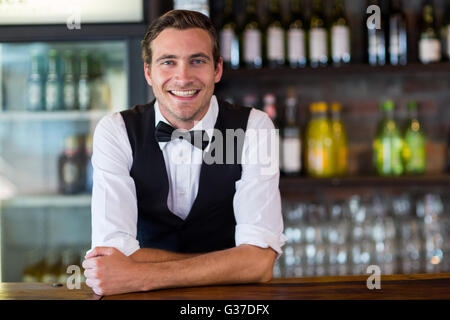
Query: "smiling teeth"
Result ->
[[170, 90, 198, 97]]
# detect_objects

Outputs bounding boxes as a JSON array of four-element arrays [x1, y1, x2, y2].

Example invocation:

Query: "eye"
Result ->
[[162, 60, 174, 65], [192, 59, 206, 64]]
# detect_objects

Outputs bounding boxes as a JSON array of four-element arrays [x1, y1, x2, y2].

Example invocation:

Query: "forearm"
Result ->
[[130, 247, 201, 263], [136, 244, 276, 292]]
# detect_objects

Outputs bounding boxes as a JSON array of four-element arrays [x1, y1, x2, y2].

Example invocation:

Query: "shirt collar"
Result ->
[[154, 95, 218, 152]]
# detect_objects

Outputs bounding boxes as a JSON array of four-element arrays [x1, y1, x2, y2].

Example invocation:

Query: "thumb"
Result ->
[[85, 246, 116, 259]]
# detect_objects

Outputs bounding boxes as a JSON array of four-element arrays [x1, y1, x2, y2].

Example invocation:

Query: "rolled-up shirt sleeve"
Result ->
[[233, 109, 287, 257], [90, 113, 140, 256]]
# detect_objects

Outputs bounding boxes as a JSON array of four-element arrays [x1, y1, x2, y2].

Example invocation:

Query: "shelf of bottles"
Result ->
[[0, 40, 128, 281]]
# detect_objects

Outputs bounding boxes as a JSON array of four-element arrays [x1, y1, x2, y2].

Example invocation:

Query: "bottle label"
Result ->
[[309, 28, 327, 61], [64, 84, 76, 109], [28, 82, 42, 109], [447, 26, 450, 58], [46, 83, 59, 110], [282, 136, 301, 172], [244, 29, 262, 63], [78, 81, 90, 110], [331, 25, 350, 59], [267, 26, 285, 60], [288, 28, 306, 62], [389, 33, 400, 56], [419, 38, 441, 63], [63, 162, 78, 184], [220, 29, 235, 62]]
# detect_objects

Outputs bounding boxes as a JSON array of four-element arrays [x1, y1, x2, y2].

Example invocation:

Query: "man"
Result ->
[[83, 10, 286, 296]]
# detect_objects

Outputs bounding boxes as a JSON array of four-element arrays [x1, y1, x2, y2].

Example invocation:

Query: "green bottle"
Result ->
[[62, 50, 77, 110], [45, 49, 61, 111], [402, 102, 426, 174], [373, 100, 404, 176], [27, 53, 44, 111]]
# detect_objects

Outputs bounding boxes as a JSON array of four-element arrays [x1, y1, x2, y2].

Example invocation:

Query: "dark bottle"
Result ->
[[419, 0, 441, 64], [287, 0, 307, 68], [78, 50, 90, 111], [388, 0, 407, 65], [367, 0, 386, 66], [62, 50, 77, 110], [219, 0, 240, 69], [441, 0, 450, 61], [266, 0, 286, 67], [281, 88, 301, 175], [241, 0, 263, 68], [330, 0, 351, 66], [309, 0, 328, 67], [45, 49, 61, 111], [58, 135, 85, 194], [27, 53, 44, 111]]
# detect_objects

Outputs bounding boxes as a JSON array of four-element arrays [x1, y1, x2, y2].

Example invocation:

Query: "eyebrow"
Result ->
[[155, 53, 211, 63]]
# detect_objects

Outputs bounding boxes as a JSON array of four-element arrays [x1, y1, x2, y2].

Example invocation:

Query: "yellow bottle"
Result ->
[[306, 102, 335, 177], [330, 103, 348, 176]]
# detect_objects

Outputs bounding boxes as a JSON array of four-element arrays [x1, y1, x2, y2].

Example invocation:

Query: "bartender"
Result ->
[[82, 10, 286, 296]]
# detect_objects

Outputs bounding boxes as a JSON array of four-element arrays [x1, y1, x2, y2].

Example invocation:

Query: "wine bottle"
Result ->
[[281, 88, 301, 175], [388, 0, 407, 65], [266, 0, 286, 67], [442, 0, 450, 61], [309, 0, 328, 67], [287, 0, 307, 68], [330, 0, 351, 66], [419, 0, 441, 64], [220, 0, 240, 69], [242, 0, 263, 68]]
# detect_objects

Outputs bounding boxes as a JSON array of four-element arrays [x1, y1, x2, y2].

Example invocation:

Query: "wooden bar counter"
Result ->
[[1, 273, 450, 300]]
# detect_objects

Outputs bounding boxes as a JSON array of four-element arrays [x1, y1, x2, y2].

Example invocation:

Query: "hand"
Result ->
[[82, 247, 144, 296]]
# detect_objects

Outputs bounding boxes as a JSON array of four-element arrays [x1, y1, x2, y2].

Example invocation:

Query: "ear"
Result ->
[[144, 63, 152, 87], [214, 57, 223, 84]]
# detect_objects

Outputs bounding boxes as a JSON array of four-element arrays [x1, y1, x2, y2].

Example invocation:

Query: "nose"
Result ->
[[173, 62, 194, 85]]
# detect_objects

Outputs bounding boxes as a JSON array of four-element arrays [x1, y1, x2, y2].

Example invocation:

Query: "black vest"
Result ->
[[120, 99, 252, 253]]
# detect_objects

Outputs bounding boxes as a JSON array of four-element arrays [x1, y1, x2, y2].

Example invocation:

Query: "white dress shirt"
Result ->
[[90, 95, 287, 257]]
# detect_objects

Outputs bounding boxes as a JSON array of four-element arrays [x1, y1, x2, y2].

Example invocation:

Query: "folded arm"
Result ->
[[83, 244, 276, 296]]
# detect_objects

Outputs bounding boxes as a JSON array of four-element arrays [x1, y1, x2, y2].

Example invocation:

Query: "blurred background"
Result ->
[[0, 0, 449, 282]]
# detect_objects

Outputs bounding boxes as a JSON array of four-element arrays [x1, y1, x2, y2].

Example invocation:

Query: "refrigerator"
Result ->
[[0, 0, 149, 282]]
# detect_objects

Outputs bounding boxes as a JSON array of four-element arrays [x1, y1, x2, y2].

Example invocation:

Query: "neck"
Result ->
[[157, 101, 210, 131]]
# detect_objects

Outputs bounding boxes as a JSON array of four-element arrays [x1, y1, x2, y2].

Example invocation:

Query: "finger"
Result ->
[[85, 247, 115, 259], [82, 256, 101, 269], [84, 268, 97, 280]]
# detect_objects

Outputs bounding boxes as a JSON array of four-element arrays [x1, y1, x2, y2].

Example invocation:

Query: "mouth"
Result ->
[[168, 89, 201, 100]]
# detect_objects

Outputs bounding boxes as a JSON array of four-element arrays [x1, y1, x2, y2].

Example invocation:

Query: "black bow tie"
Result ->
[[155, 121, 210, 150]]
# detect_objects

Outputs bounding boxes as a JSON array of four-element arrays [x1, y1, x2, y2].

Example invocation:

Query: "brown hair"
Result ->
[[141, 10, 220, 69]]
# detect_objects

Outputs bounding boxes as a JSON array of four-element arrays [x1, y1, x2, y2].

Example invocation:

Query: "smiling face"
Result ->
[[144, 27, 223, 130]]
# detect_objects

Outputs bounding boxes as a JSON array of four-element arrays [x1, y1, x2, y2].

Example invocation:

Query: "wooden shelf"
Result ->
[[220, 62, 450, 83], [279, 174, 450, 192]]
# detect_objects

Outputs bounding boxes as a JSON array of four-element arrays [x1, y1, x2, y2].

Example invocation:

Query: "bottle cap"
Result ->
[[263, 93, 276, 105], [331, 102, 342, 112], [381, 100, 394, 111], [407, 101, 418, 110], [311, 102, 327, 113]]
